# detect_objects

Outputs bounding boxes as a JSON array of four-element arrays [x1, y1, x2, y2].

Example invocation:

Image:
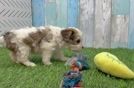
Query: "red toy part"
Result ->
[[74, 81, 83, 88]]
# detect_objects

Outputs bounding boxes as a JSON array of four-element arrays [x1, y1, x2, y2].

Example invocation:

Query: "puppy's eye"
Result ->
[[76, 39, 81, 44]]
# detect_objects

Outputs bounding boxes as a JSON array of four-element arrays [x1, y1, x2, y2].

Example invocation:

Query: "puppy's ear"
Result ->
[[61, 28, 82, 45], [61, 29, 74, 39]]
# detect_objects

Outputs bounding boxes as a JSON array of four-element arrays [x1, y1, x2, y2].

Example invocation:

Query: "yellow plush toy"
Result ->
[[94, 52, 134, 79]]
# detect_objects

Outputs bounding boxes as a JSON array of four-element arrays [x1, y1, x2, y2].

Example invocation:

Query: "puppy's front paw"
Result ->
[[44, 62, 52, 65], [60, 57, 68, 62], [23, 62, 36, 67]]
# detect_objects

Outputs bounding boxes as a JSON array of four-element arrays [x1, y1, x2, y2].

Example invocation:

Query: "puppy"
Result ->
[[0, 26, 82, 67]]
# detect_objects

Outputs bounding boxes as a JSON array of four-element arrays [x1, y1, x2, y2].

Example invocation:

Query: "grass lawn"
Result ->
[[0, 48, 134, 88]]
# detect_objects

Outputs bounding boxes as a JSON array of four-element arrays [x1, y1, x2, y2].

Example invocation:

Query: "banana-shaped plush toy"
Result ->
[[94, 52, 134, 79]]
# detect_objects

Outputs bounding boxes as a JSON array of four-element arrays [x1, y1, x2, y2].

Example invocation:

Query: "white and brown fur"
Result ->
[[0, 26, 82, 67]]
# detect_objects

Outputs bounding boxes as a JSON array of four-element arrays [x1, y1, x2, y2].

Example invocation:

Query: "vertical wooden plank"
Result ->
[[45, 1, 57, 26], [112, 0, 130, 15], [79, 0, 95, 47], [56, 0, 67, 27], [45, 0, 56, 3], [111, 0, 129, 48], [94, 0, 112, 48], [111, 16, 129, 48], [68, 0, 79, 27], [128, 0, 134, 48], [32, 0, 45, 27]]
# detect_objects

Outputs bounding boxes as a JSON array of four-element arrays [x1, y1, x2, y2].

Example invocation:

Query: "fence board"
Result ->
[[79, 0, 95, 47], [45, 0, 56, 3], [68, 0, 79, 27], [32, 0, 45, 27], [94, 0, 112, 48], [111, 0, 129, 48], [56, 0, 67, 27], [45, 2, 57, 26], [128, 0, 134, 48], [111, 16, 129, 48], [112, 0, 130, 15]]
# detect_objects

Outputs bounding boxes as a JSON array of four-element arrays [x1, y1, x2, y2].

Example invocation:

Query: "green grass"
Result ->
[[0, 48, 134, 88]]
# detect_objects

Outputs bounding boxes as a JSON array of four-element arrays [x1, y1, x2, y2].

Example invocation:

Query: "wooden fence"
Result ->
[[32, 0, 134, 48], [0, 0, 133, 48]]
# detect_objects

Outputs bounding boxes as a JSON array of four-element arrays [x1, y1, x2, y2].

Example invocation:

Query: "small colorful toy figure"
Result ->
[[60, 54, 89, 88]]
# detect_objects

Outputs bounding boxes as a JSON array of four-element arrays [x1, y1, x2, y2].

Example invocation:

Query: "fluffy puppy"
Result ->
[[0, 26, 82, 67]]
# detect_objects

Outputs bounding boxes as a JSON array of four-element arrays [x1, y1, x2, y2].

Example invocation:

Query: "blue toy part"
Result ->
[[65, 54, 90, 71], [62, 54, 90, 88], [62, 71, 82, 88], [77, 54, 90, 71]]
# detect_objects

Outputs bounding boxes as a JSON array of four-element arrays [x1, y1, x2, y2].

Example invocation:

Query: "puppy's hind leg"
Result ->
[[16, 46, 36, 67]]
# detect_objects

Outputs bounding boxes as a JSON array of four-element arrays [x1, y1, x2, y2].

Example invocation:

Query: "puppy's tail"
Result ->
[[0, 36, 6, 47]]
